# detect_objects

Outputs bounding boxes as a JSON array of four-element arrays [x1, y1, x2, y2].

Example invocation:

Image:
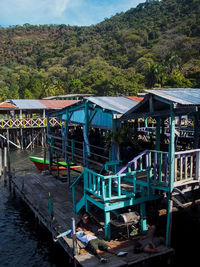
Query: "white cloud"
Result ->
[[49, 0, 70, 17], [0, 0, 145, 26]]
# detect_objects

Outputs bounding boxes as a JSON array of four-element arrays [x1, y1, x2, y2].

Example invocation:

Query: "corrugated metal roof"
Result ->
[[146, 88, 200, 105], [86, 96, 138, 114], [39, 100, 79, 109], [8, 99, 46, 109], [43, 94, 93, 100]]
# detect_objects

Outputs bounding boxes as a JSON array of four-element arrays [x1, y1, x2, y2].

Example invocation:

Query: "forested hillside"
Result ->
[[0, 0, 200, 100]]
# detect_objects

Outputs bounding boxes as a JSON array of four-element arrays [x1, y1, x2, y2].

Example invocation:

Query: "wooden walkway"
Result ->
[[10, 171, 174, 267]]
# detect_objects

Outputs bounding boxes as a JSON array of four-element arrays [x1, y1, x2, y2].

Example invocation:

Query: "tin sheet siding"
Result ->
[[70, 109, 85, 124], [90, 111, 113, 129], [68, 108, 113, 129]]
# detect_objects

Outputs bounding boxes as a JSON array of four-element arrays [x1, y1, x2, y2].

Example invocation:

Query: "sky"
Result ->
[[0, 0, 146, 27]]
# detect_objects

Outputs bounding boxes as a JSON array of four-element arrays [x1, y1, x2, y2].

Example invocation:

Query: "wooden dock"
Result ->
[[10, 170, 174, 266]]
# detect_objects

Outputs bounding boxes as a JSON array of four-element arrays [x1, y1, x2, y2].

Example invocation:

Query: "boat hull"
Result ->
[[29, 156, 81, 171]]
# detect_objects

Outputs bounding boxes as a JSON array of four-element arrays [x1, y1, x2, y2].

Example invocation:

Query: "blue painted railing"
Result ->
[[71, 149, 200, 216], [84, 168, 139, 202]]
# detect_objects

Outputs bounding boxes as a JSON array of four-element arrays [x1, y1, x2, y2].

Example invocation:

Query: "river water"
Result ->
[[0, 148, 70, 267], [1, 148, 200, 266]]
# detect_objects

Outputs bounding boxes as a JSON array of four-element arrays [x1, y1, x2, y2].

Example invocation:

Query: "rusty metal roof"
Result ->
[[5, 99, 79, 110], [126, 96, 144, 102], [0, 102, 18, 109], [39, 100, 79, 109]]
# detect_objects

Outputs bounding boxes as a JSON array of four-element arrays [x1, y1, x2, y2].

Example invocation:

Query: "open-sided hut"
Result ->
[[120, 88, 200, 246], [47, 96, 139, 172]]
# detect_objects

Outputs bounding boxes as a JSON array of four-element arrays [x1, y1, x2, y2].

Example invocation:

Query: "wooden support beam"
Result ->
[[193, 115, 199, 149], [155, 118, 161, 151], [104, 211, 111, 240], [140, 202, 147, 234], [166, 105, 175, 247]]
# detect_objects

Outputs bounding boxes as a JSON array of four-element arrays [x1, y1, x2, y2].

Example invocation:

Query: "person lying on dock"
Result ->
[[134, 225, 165, 254], [75, 228, 128, 263], [76, 212, 93, 232]]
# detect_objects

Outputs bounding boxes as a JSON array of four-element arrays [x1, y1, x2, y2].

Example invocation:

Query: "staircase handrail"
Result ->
[[117, 150, 148, 175], [70, 171, 84, 189]]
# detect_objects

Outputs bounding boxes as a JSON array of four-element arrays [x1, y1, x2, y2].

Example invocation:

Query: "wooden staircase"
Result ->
[[71, 149, 200, 239]]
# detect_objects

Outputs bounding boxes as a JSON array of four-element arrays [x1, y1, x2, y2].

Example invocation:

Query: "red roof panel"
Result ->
[[126, 96, 144, 102], [0, 102, 17, 109], [39, 100, 79, 109]]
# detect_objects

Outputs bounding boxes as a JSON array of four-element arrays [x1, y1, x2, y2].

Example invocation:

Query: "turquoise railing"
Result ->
[[83, 167, 151, 202], [101, 160, 122, 174], [71, 149, 200, 217]]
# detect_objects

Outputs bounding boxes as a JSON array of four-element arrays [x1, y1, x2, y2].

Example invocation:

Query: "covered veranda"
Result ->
[[120, 88, 200, 246]]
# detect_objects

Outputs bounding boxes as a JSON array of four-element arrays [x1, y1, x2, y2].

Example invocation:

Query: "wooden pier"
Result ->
[[5, 91, 200, 265], [10, 170, 174, 267]]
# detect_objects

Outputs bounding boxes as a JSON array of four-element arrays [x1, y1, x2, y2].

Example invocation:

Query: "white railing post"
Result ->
[[195, 151, 200, 180]]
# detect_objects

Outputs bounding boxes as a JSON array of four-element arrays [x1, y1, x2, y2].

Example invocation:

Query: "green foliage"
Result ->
[[167, 70, 192, 87], [104, 125, 141, 151], [0, 0, 200, 100]]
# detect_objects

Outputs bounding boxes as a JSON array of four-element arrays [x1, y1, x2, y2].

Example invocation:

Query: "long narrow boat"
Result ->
[[29, 156, 82, 171]]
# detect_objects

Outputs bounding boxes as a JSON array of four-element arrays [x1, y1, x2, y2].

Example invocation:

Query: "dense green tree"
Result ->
[[167, 70, 192, 87], [0, 0, 199, 99]]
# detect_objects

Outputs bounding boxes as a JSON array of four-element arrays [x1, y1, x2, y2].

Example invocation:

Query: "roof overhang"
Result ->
[[120, 89, 200, 121]]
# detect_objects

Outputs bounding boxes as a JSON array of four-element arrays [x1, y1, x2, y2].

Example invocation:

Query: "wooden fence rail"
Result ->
[[0, 117, 62, 129], [174, 149, 200, 182]]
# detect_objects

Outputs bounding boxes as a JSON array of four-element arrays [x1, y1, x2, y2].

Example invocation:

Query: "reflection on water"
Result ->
[[0, 148, 71, 267]]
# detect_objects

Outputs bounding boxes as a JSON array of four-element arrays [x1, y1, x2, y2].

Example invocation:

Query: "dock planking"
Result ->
[[10, 171, 174, 266]]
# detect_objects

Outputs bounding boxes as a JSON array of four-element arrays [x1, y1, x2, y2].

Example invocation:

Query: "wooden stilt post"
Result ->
[[161, 118, 165, 147], [20, 128, 23, 149], [41, 128, 44, 147], [71, 217, 77, 257], [144, 117, 148, 128], [84, 100, 89, 167], [104, 211, 111, 240], [0, 148, 2, 177], [3, 147, 7, 184], [166, 105, 175, 247], [31, 129, 33, 149], [64, 110, 71, 185], [7, 149, 11, 178], [155, 117, 161, 151], [7, 129, 10, 150], [111, 117, 120, 161], [43, 146, 47, 171], [140, 202, 147, 234]]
